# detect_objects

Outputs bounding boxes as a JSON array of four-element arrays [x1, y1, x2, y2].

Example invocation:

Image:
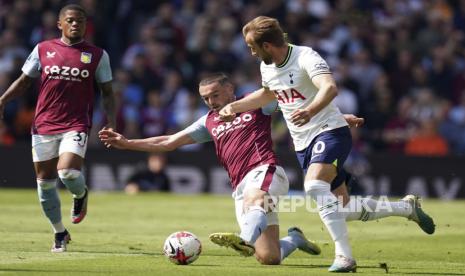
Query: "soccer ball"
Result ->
[[163, 231, 202, 265]]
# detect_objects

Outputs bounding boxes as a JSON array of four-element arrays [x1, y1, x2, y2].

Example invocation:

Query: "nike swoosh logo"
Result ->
[[169, 241, 175, 254]]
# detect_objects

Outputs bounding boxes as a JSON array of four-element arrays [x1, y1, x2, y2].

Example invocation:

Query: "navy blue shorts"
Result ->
[[296, 126, 352, 191]]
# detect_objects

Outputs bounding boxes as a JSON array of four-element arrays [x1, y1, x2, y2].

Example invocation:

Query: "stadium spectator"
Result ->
[[29, 10, 60, 47], [0, 29, 29, 75], [382, 96, 416, 153], [148, 2, 185, 53], [0, 0, 465, 157], [130, 52, 160, 92], [440, 90, 465, 154], [13, 97, 35, 140], [0, 120, 14, 146], [140, 88, 176, 138], [405, 119, 449, 156], [349, 48, 383, 102], [111, 68, 142, 139], [125, 152, 171, 195]]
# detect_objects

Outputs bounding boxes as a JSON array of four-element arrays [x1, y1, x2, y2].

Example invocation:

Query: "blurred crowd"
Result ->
[[1, 0, 465, 157]]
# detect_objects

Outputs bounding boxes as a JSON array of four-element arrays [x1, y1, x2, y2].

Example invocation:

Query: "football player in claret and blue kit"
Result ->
[[99, 72, 364, 265], [0, 4, 116, 252]]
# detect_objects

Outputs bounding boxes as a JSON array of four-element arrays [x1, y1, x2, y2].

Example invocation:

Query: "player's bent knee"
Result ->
[[58, 168, 81, 180], [255, 253, 281, 265], [37, 179, 57, 190], [255, 242, 281, 265], [243, 189, 266, 209], [244, 198, 265, 211], [304, 179, 329, 195]]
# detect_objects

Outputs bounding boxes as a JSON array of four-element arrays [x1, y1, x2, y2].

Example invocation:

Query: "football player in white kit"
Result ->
[[219, 16, 435, 272]]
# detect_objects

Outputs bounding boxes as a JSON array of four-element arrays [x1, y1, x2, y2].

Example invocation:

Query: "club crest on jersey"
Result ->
[[80, 52, 92, 64], [289, 73, 294, 84], [46, 51, 56, 58]]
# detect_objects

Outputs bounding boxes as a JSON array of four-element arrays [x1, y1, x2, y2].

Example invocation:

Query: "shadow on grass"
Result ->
[[283, 264, 389, 271], [70, 249, 236, 258], [0, 268, 96, 273], [281, 264, 328, 269], [282, 264, 465, 275], [190, 264, 222, 267], [402, 273, 465, 275], [65, 249, 160, 256]]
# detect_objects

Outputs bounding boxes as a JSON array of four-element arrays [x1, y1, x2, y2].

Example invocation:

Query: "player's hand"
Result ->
[[219, 104, 236, 122], [290, 109, 312, 127], [344, 114, 364, 128], [103, 125, 114, 132], [98, 127, 128, 149]]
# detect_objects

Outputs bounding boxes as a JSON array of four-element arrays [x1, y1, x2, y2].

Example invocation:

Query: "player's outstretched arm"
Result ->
[[0, 73, 34, 120], [99, 82, 116, 129], [219, 88, 275, 121], [343, 114, 364, 128], [98, 128, 196, 152]]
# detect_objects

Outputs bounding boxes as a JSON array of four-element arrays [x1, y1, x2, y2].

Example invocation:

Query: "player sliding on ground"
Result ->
[[219, 16, 435, 272], [100, 73, 362, 265]]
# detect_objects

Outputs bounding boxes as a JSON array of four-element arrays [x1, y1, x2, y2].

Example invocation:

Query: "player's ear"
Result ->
[[262, 42, 271, 52], [57, 20, 62, 30]]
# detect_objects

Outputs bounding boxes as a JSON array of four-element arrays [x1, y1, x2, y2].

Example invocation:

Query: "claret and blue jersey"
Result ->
[[183, 98, 279, 190], [22, 38, 112, 135]]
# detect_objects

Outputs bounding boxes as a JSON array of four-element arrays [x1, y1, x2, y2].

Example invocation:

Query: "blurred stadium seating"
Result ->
[[1, 0, 465, 197]]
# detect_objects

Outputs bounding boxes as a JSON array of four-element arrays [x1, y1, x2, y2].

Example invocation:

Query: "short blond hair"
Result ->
[[242, 16, 286, 47]]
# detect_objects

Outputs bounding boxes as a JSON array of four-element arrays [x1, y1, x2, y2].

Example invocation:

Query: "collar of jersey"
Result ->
[[276, 44, 293, 68], [60, 38, 84, 46]]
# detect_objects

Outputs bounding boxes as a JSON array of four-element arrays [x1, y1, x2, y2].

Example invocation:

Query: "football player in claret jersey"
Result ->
[[100, 73, 364, 264], [219, 16, 435, 272], [0, 4, 116, 252], [99, 73, 323, 264]]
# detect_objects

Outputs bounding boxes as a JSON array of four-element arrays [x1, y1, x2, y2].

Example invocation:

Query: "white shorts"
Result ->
[[232, 164, 289, 227], [32, 131, 88, 162]]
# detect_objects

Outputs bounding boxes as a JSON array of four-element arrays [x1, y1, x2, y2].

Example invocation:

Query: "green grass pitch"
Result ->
[[1, 189, 464, 275]]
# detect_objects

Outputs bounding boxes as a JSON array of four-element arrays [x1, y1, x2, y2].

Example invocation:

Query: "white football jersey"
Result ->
[[261, 44, 348, 151]]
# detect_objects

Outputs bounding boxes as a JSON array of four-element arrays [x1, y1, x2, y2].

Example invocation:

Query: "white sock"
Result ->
[[305, 179, 352, 258], [52, 222, 66, 233], [279, 236, 298, 261], [345, 197, 413, 221], [239, 206, 267, 245]]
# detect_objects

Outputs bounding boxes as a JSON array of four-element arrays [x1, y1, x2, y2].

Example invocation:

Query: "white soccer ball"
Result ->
[[163, 231, 202, 265]]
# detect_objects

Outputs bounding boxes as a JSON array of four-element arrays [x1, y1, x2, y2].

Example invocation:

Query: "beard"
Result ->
[[263, 55, 273, 65]]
